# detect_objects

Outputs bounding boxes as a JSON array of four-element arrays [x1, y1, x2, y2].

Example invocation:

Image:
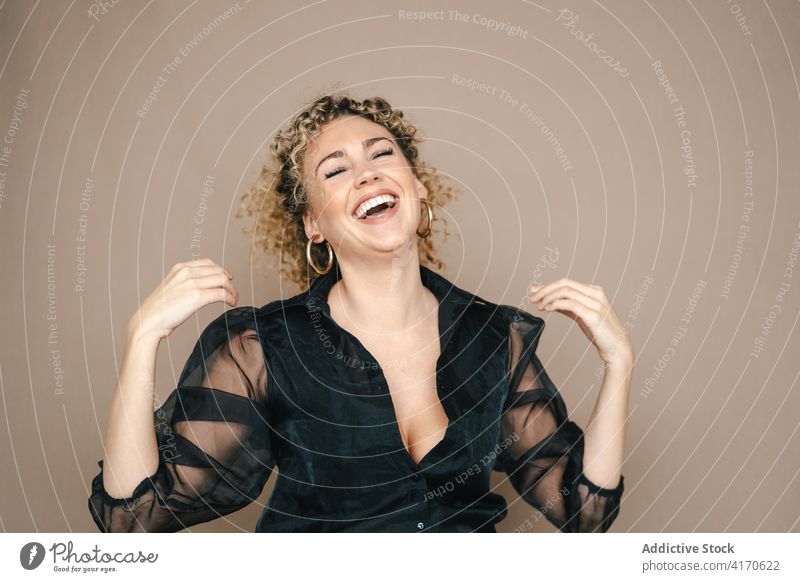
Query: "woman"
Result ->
[[88, 94, 634, 533]]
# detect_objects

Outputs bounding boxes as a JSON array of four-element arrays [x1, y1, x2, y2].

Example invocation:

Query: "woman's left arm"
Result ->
[[529, 278, 635, 490]]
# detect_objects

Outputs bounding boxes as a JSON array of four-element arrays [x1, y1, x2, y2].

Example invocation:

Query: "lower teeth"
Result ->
[[363, 204, 392, 219]]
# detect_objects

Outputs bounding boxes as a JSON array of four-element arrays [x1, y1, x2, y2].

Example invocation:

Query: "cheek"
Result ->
[[312, 185, 350, 223]]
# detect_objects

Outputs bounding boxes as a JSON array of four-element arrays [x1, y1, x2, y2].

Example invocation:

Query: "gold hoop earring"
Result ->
[[416, 199, 433, 238], [306, 234, 334, 275]]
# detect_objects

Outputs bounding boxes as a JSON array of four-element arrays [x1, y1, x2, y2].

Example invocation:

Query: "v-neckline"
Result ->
[[304, 264, 475, 471], [332, 310, 452, 470], [325, 277, 450, 471]]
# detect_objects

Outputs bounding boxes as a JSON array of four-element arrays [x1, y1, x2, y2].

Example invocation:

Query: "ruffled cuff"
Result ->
[[90, 459, 164, 505], [88, 458, 172, 532], [577, 472, 624, 496]]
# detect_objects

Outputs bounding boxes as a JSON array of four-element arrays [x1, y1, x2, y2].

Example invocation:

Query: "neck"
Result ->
[[327, 245, 436, 336]]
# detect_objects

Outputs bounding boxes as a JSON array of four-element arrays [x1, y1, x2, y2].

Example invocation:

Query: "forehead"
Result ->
[[306, 115, 393, 158]]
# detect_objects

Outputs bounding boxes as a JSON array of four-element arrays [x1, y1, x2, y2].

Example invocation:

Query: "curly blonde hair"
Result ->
[[236, 92, 460, 290]]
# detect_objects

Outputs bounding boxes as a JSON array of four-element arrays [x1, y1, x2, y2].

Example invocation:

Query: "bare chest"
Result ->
[[359, 332, 448, 465]]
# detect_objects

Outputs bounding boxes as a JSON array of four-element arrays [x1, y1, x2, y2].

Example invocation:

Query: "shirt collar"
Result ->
[[304, 263, 477, 353]]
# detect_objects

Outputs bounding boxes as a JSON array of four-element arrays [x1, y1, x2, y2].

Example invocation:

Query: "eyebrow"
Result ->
[[314, 136, 394, 176]]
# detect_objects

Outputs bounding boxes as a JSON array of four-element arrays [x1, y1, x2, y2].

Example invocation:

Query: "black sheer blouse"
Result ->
[[88, 264, 624, 532]]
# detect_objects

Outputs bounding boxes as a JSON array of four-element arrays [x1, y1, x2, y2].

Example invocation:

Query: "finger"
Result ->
[[172, 258, 218, 277], [529, 278, 575, 301], [193, 273, 239, 301], [530, 278, 603, 302], [544, 294, 617, 330], [184, 264, 233, 279], [538, 286, 601, 309], [534, 285, 603, 312], [199, 287, 238, 308], [543, 297, 597, 322]]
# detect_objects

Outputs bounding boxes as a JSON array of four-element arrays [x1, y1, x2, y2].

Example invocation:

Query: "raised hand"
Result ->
[[130, 257, 240, 342], [529, 277, 634, 367]]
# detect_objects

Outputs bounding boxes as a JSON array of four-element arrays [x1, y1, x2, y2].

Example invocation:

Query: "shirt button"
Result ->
[[411, 474, 421, 481], [417, 522, 424, 530]]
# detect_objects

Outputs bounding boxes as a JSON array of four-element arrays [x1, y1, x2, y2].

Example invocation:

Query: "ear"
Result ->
[[302, 210, 324, 242]]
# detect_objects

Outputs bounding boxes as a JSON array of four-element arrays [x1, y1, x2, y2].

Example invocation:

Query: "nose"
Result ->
[[354, 160, 383, 186]]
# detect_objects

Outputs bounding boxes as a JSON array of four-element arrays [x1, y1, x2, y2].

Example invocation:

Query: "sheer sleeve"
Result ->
[[88, 306, 277, 532], [494, 309, 624, 533]]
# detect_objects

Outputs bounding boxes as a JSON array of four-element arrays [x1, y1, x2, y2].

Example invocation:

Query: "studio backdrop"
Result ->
[[0, 0, 798, 532]]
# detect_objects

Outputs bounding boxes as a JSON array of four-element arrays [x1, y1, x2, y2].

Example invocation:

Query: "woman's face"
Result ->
[[301, 114, 428, 261]]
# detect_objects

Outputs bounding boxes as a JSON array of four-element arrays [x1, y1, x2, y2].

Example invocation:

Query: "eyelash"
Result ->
[[323, 147, 394, 179]]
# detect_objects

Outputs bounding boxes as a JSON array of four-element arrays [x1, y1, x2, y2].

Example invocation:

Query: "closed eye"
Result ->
[[372, 147, 394, 158], [323, 147, 395, 179]]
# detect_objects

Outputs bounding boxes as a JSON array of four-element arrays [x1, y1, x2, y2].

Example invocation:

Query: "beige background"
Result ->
[[0, 0, 798, 532]]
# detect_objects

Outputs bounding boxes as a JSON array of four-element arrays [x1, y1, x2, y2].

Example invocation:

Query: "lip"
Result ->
[[353, 195, 400, 225], [350, 188, 399, 218]]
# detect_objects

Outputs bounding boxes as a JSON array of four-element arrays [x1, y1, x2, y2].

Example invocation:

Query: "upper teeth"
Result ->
[[353, 194, 397, 219]]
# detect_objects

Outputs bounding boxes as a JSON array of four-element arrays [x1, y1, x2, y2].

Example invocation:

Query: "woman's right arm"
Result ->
[[101, 258, 239, 500], [89, 258, 277, 532], [100, 322, 164, 500]]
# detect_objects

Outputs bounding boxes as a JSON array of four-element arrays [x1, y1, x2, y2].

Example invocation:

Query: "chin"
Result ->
[[373, 235, 416, 254], [359, 228, 417, 255]]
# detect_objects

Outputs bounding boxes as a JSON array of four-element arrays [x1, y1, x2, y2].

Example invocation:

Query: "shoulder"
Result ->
[[190, 307, 266, 356], [195, 287, 315, 348], [203, 288, 309, 329], [447, 270, 544, 330], [250, 289, 312, 338], [257, 289, 308, 321], [193, 290, 306, 342], [499, 304, 545, 333], [464, 294, 545, 341], [432, 267, 545, 340], [188, 298, 305, 365]]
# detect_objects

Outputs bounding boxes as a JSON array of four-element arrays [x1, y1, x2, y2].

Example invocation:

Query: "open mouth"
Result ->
[[352, 193, 399, 221]]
